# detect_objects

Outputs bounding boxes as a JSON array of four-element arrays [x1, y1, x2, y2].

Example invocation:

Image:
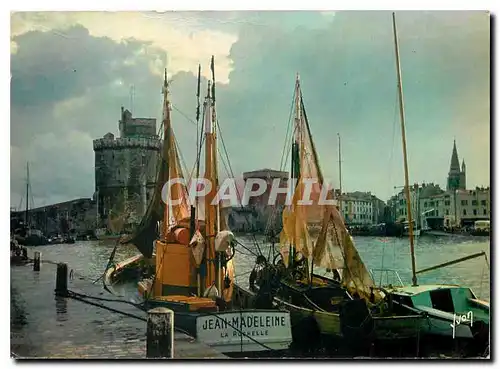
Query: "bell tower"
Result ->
[[447, 140, 466, 191]]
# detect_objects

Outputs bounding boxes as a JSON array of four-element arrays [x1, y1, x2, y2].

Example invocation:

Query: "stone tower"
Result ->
[[446, 140, 466, 191], [93, 107, 161, 230]]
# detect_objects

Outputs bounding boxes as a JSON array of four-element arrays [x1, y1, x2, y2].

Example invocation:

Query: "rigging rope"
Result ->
[[264, 85, 300, 254], [65, 287, 278, 352], [215, 118, 264, 256]]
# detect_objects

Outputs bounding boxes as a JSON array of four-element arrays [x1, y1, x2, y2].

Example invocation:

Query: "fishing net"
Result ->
[[279, 83, 381, 302]]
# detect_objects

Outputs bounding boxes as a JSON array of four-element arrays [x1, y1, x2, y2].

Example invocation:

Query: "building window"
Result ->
[[463, 209, 467, 216], [461, 200, 468, 206], [424, 202, 427, 207], [472, 200, 478, 206], [481, 200, 487, 206], [483, 209, 487, 215], [446, 209, 449, 215], [473, 209, 477, 216], [444, 200, 450, 206]]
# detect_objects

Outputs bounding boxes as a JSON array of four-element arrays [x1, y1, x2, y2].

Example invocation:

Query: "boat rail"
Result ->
[[369, 268, 405, 288]]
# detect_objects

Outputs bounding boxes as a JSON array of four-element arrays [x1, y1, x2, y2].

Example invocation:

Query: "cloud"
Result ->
[[10, 11, 490, 209], [11, 11, 237, 83]]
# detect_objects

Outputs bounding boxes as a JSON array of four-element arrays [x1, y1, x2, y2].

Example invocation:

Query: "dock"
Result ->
[[11, 249, 227, 359]]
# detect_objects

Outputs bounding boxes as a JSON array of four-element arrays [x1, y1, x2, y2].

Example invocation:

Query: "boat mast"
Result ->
[[210, 55, 223, 293], [25, 162, 29, 226], [392, 12, 418, 286], [204, 78, 217, 291], [338, 133, 342, 213], [210, 56, 220, 234], [193, 64, 202, 232], [161, 68, 171, 239], [289, 73, 302, 267]]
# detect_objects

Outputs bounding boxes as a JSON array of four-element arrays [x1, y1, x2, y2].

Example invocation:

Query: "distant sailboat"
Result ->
[[15, 163, 48, 246]]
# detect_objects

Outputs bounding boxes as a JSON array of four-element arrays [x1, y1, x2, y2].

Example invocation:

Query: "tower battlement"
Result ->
[[93, 136, 161, 151]]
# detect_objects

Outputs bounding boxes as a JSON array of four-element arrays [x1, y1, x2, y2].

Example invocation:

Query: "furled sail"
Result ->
[[164, 122, 191, 227], [279, 76, 380, 301]]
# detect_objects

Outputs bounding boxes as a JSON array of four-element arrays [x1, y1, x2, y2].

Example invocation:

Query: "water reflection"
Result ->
[[55, 296, 68, 322], [11, 287, 28, 328]]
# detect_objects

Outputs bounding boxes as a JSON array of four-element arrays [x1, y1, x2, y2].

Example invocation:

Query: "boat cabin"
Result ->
[[389, 284, 489, 323]]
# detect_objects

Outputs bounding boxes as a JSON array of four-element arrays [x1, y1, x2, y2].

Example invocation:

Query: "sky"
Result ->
[[10, 10, 490, 209]]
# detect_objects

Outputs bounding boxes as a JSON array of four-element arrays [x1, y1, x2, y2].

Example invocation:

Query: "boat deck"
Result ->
[[10, 250, 227, 359]]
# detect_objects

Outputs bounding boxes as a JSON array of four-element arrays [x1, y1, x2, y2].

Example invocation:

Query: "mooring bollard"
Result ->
[[146, 307, 174, 359], [22, 247, 28, 260], [55, 263, 69, 297], [33, 251, 41, 271]]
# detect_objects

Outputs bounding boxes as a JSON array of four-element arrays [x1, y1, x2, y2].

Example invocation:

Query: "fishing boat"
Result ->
[[105, 60, 293, 356], [247, 73, 426, 356], [14, 163, 48, 246], [382, 12, 489, 353]]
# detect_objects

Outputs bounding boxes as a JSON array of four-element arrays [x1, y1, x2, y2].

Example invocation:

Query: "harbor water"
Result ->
[[18, 234, 491, 301], [12, 234, 489, 358]]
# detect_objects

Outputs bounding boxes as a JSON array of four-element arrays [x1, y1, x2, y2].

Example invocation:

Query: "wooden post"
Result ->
[[55, 263, 68, 297], [146, 307, 174, 358], [33, 251, 41, 271], [22, 247, 28, 260]]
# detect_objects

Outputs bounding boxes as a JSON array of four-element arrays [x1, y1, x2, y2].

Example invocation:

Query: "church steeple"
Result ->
[[447, 140, 466, 191], [449, 139, 460, 173]]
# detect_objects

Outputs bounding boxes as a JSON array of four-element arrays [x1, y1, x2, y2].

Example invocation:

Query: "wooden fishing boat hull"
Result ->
[[143, 299, 292, 355], [282, 299, 424, 341], [104, 254, 293, 356], [235, 282, 425, 348]]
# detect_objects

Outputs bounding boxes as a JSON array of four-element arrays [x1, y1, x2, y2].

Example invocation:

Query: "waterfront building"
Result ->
[[227, 169, 289, 233], [387, 140, 489, 229], [389, 183, 444, 225], [340, 191, 374, 226], [426, 187, 490, 228]]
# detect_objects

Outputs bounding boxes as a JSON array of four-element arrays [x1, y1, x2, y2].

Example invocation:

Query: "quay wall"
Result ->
[[11, 198, 97, 236]]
